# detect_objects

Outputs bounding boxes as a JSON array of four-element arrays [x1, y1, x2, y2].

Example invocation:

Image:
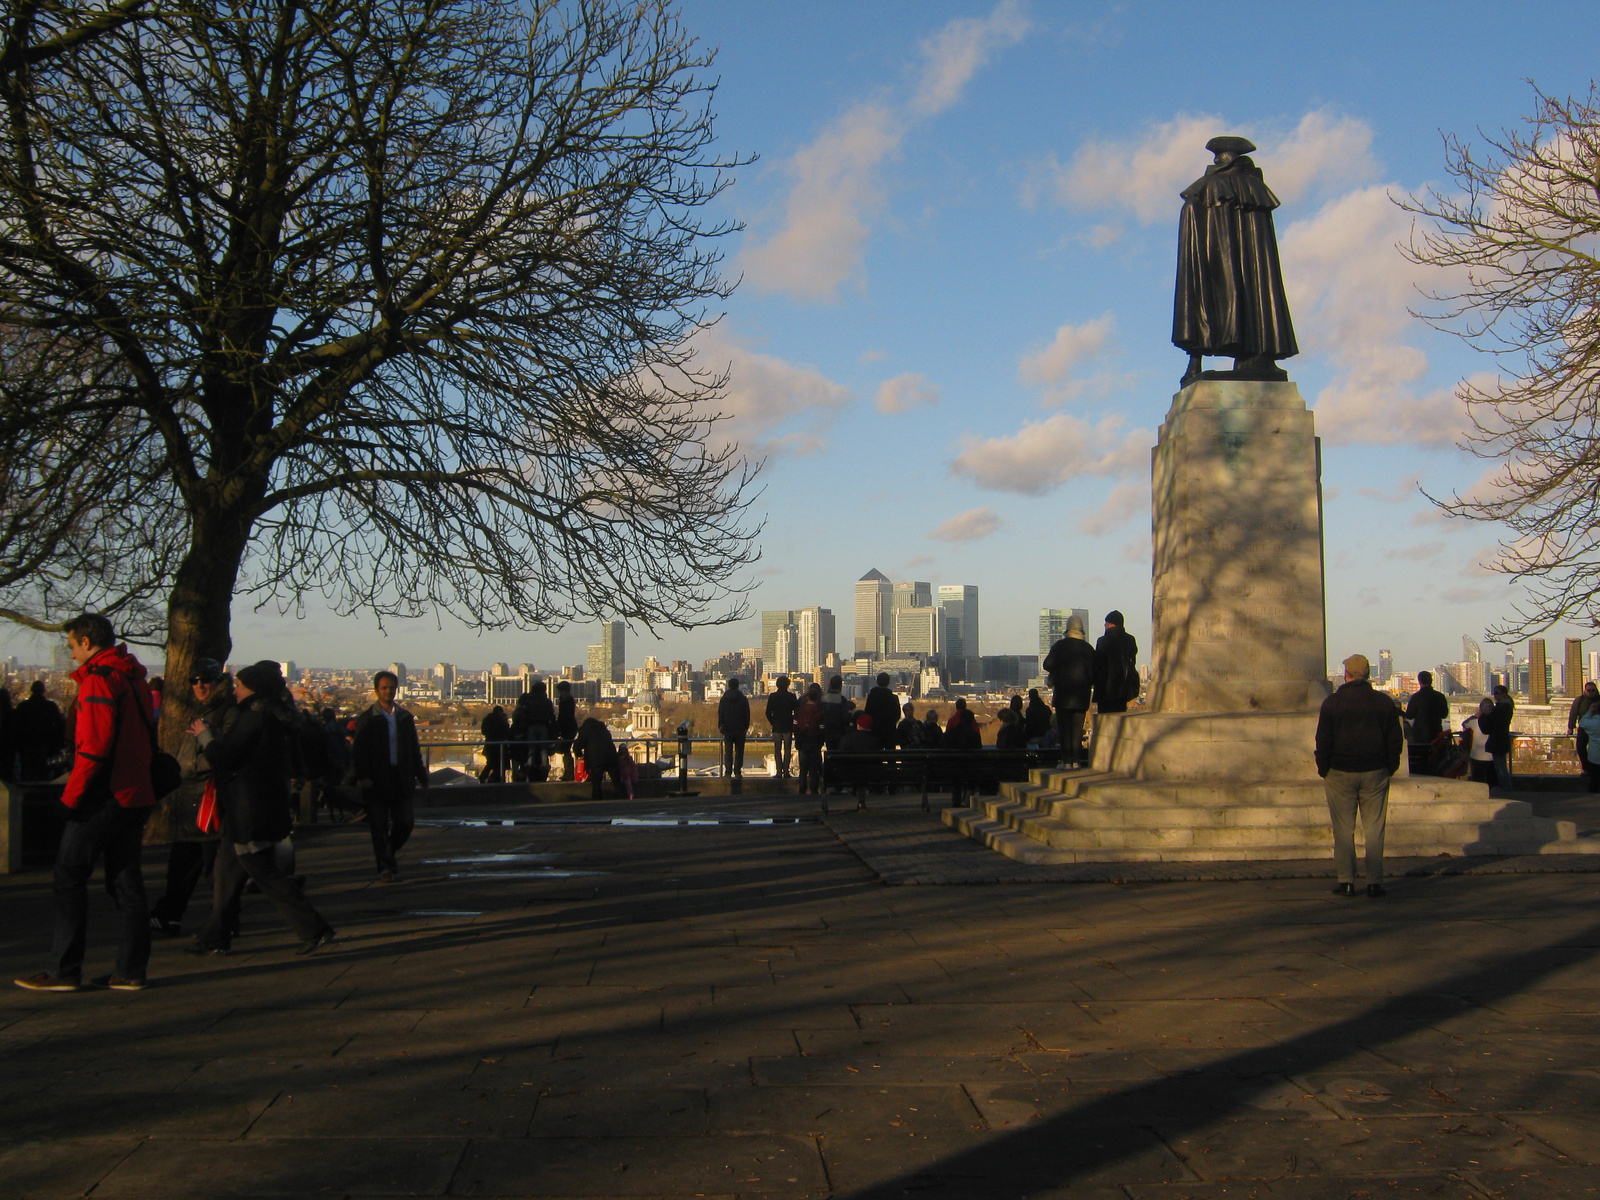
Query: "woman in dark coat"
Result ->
[[1022, 689, 1054, 744], [189, 661, 334, 956]]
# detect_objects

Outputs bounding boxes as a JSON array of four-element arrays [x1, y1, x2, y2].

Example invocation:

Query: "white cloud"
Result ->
[[740, 3, 1025, 301], [1042, 108, 1379, 225], [1280, 186, 1472, 447], [929, 507, 1004, 542], [909, 0, 1029, 117], [875, 372, 941, 414], [948, 412, 1151, 495], [1017, 312, 1132, 405], [1081, 480, 1146, 536], [685, 326, 853, 458]]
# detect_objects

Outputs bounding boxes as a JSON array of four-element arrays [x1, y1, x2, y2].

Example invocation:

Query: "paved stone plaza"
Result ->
[[5, 791, 1600, 1199]]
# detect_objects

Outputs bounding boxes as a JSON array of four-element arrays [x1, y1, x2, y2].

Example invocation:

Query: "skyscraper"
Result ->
[[796, 606, 835, 673], [1567, 638, 1584, 697], [1039, 608, 1090, 659], [1530, 637, 1548, 705], [773, 626, 797, 674], [1463, 635, 1482, 664], [599, 620, 625, 684], [893, 606, 943, 656], [855, 568, 892, 654], [937, 584, 979, 660], [761, 610, 796, 668], [1377, 649, 1392, 683]]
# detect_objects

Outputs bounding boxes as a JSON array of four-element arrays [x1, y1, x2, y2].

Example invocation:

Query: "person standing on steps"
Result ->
[[1092, 611, 1140, 716], [15, 614, 158, 993], [347, 670, 429, 882], [1315, 654, 1403, 900], [1404, 670, 1451, 776], [1044, 614, 1095, 767]]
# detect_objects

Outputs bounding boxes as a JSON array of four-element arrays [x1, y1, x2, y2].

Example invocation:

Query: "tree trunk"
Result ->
[[160, 516, 252, 750]]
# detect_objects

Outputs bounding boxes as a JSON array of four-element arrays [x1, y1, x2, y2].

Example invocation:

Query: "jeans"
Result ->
[[49, 803, 153, 982], [1492, 753, 1514, 791], [151, 838, 219, 926], [1323, 767, 1391, 885], [1056, 708, 1087, 765], [772, 730, 793, 777], [722, 735, 745, 777], [196, 839, 329, 949], [363, 770, 415, 873], [797, 741, 823, 794]]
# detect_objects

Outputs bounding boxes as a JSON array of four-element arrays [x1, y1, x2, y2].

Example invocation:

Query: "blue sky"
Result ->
[[7, 0, 1598, 675]]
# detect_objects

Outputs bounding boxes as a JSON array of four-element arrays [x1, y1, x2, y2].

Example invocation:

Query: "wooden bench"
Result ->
[[820, 748, 1064, 813]]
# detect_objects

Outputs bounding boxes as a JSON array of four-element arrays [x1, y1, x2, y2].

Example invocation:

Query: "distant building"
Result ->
[[979, 655, 1040, 689], [1377, 650, 1392, 684], [1530, 638, 1548, 705], [1566, 638, 1584, 697], [854, 568, 892, 655], [772, 625, 796, 674], [893, 606, 944, 657], [1038, 609, 1090, 659], [890, 581, 931, 651], [600, 621, 625, 685], [433, 662, 455, 700], [385, 662, 406, 687], [937, 584, 979, 661], [761, 610, 796, 670], [1464, 635, 1483, 664], [796, 606, 835, 673]]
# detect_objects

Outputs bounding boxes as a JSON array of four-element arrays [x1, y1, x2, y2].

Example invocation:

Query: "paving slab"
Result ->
[[6, 792, 1600, 1198]]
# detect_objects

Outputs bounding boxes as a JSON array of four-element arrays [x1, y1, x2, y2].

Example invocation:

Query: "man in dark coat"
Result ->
[[1485, 684, 1516, 792], [1044, 614, 1096, 766], [554, 680, 578, 781], [524, 682, 557, 782], [896, 701, 922, 749], [1404, 670, 1451, 776], [574, 714, 623, 800], [1315, 654, 1403, 898], [1569, 681, 1599, 768], [717, 677, 751, 778], [478, 705, 510, 783], [347, 670, 429, 881], [864, 673, 901, 752], [1173, 135, 1298, 385], [14, 679, 65, 780], [764, 675, 798, 778], [1093, 611, 1140, 715]]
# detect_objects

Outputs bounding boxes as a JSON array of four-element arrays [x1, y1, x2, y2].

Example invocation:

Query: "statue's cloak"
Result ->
[[1172, 157, 1298, 361]]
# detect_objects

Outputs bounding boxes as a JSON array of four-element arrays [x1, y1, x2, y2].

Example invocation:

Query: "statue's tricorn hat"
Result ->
[[1206, 135, 1257, 156]]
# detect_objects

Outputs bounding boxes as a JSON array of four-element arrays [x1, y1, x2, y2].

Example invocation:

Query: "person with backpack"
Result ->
[[764, 675, 799, 778], [507, 693, 536, 782], [794, 683, 825, 795], [524, 681, 557, 782], [15, 614, 159, 992], [819, 675, 854, 753], [188, 661, 335, 956], [1093, 610, 1140, 714]]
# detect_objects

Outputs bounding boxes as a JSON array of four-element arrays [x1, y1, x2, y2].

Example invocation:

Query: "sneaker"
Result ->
[[14, 973, 80, 992], [91, 975, 146, 991], [184, 943, 230, 957], [1367, 884, 1388, 898], [297, 928, 337, 956], [377, 869, 396, 883], [1331, 882, 1355, 897], [149, 917, 182, 936]]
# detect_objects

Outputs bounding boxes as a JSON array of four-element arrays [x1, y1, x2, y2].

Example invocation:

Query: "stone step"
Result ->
[[942, 807, 1600, 865], [1021, 771, 1489, 807], [995, 794, 1537, 830]]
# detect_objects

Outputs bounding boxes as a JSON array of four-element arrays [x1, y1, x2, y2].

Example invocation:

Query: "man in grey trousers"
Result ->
[[1314, 653, 1404, 898]]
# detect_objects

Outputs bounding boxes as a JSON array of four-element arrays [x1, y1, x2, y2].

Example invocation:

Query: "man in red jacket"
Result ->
[[15, 613, 158, 992]]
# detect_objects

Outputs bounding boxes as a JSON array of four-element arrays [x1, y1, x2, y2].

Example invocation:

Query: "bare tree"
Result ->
[[1403, 84, 1600, 639], [0, 1, 150, 80], [0, 0, 760, 737]]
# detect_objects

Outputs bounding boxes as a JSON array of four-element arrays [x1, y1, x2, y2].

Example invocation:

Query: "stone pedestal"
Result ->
[[943, 380, 1599, 863]]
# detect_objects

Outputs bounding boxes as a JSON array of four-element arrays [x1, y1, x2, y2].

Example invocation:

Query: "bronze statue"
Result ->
[[1173, 136, 1298, 387]]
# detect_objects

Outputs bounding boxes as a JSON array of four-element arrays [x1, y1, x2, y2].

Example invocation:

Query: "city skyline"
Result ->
[[1, 3, 1595, 677]]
